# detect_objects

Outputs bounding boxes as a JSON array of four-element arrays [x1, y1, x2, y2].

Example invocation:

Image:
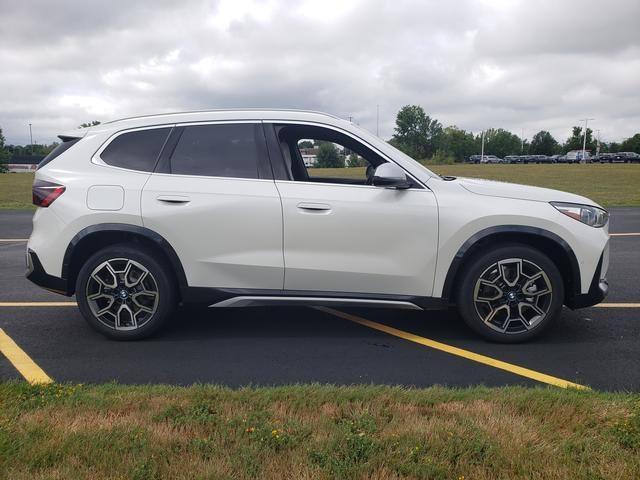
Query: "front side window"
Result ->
[[169, 123, 263, 179], [101, 128, 171, 172], [274, 124, 387, 185]]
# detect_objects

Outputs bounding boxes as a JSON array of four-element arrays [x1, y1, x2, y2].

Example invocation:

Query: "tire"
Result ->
[[457, 244, 564, 343], [76, 244, 177, 340]]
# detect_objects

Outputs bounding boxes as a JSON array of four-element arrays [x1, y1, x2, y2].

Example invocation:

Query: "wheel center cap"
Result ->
[[118, 289, 129, 299], [507, 291, 517, 301]]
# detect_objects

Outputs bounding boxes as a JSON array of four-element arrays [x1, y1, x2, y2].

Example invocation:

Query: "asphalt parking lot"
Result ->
[[1, 208, 639, 390]]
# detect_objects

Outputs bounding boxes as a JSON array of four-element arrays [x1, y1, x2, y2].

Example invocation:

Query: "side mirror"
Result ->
[[372, 163, 412, 189]]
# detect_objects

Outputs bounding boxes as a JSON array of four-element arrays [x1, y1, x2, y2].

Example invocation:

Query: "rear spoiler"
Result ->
[[57, 126, 90, 142]]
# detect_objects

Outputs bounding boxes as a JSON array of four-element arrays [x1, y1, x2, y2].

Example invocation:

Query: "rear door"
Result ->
[[141, 122, 284, 290]]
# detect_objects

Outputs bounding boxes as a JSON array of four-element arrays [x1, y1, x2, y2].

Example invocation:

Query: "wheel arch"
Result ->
[[441, 225, 581, 305], [62, 224, 188, 296]]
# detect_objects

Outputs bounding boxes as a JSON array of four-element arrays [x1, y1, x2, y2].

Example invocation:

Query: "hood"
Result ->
[[456, 177, 602, 207]]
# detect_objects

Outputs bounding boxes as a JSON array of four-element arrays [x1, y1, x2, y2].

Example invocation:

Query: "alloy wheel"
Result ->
[[85, 258, 159, 331], [473, 257, 553, 334]]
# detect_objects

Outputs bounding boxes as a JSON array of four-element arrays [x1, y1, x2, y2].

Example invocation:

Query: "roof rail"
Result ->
[[103, 108, 344, 125]]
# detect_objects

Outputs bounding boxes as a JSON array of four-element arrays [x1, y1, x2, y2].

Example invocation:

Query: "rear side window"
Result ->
[[38, 138, 80, 170], [169, 123, 262, 178], [101, 128, 171, 172]]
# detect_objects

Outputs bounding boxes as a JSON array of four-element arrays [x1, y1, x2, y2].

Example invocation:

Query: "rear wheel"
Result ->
[[76, 244, 177, 340], [457, 245, 564, 342]]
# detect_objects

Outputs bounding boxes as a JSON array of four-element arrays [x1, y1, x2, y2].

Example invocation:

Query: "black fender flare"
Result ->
[[62, 223, 188, 291], [440, 225, 581, 302]]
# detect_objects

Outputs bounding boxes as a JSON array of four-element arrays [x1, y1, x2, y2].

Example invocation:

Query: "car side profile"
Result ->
[[27, 110, 609, 342]]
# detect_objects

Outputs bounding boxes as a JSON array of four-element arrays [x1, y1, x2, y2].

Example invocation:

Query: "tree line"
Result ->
[[389, 105, 640, 163]]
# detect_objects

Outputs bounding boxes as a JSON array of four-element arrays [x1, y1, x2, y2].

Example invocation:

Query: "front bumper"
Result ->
[[25, 249, 70, 295], [566, 252, 608, 309]]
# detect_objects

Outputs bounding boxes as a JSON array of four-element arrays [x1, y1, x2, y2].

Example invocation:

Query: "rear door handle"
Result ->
[[157, 195, 191, 205], [297, 202, 332, 213]]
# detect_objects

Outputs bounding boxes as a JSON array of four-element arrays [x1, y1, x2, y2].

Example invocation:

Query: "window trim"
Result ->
[[263, 121, 425, 190], [92, 124, 175, 174]]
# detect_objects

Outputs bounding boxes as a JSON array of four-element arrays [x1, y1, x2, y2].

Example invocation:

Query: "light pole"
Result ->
[[579, 118, 594, 163], [28, 123, 33, 155], [480, 130, 485, 162]]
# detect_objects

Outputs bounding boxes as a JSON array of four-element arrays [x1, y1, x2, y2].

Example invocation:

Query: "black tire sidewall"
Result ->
[[76, 244, 176, 340], [457, 244, 564, 343]]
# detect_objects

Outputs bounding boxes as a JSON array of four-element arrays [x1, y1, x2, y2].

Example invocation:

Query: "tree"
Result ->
[[563, 126, 595, 153], [621, 133, 640, 154], [530, 130, 559, 156], [0, 127, 9, 173], [347, 153, 366, 167], [315, 143, 344, 168], [391, 105, 443, 159], [607, 141, 620, 153], [480, 128, 522, 158], [78, 120, 101, 128], [438, 126, 478, 161], [298, 140, 314, 149]]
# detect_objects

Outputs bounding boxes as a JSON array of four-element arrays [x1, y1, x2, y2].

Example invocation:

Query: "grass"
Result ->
[[0, 173, 35, 209], [2, 164, 640, 209], [0, 382, 639, 479], [309, 164, 640, 207]]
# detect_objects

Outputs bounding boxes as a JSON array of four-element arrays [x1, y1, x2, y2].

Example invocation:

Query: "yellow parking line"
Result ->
[[317, 307, 590, 390], [0, 302, 77, 307], [0, 239, 28, 242], [610, 233, 640, 237], [0, 328, 53, 384], [595, 303, 640, 308]]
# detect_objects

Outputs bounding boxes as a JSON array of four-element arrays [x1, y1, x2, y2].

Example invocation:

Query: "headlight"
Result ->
[[551, 202, 608, 228]]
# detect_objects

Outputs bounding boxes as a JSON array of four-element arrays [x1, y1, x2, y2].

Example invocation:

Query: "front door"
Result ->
[[270, 123, 438, 297]]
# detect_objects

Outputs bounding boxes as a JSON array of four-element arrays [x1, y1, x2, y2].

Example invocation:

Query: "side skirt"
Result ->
[[180, 287, 447, 311]]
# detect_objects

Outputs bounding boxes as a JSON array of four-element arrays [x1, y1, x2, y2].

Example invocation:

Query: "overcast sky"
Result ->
[[1, 0, 638, 145]]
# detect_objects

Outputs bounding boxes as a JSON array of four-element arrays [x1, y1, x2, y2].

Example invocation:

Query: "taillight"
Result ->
[[32, 180, 66, 207]]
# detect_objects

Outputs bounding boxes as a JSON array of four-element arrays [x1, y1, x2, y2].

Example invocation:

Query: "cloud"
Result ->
[[0, 0, 638, 145]]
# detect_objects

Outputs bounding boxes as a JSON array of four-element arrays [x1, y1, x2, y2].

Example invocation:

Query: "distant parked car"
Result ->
[[566, 150, 592, 163], [480, 155, 505, 164], [613, 152, 640, 163], [549, 155, 563, 163], [504, 155, 522, 164], [529, 155, 554, 164], [597, 153, 616, 163]]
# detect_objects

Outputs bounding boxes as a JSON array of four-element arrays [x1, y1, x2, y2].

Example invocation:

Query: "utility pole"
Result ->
[[28, 123, 33, 155], [595, 129, 601, 157], [480, 130, 485, 163], [579, 118, 594, 164], [376, 104, 379, 137], [521, 128, 525, 153]]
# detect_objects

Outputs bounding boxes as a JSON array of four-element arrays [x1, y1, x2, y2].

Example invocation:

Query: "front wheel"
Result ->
[[457, 245, 564, 342], [76, 244, 177, 340]]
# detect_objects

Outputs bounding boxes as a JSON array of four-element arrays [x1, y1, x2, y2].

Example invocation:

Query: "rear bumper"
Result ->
[[25, 249, 70, 295], [566, 252, 608, 309]]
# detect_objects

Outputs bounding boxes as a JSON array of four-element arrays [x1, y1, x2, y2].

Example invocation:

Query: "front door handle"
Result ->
[[157, 195, 191, 205], [297, 202, 332, 213]]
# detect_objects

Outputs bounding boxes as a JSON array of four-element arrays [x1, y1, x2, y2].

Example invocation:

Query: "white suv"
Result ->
[[27, 110, 609, 342]]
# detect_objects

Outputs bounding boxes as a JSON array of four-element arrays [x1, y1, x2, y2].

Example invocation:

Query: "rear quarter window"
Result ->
[[38, 138, 80, 170], [100, 127, 171, 172]]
